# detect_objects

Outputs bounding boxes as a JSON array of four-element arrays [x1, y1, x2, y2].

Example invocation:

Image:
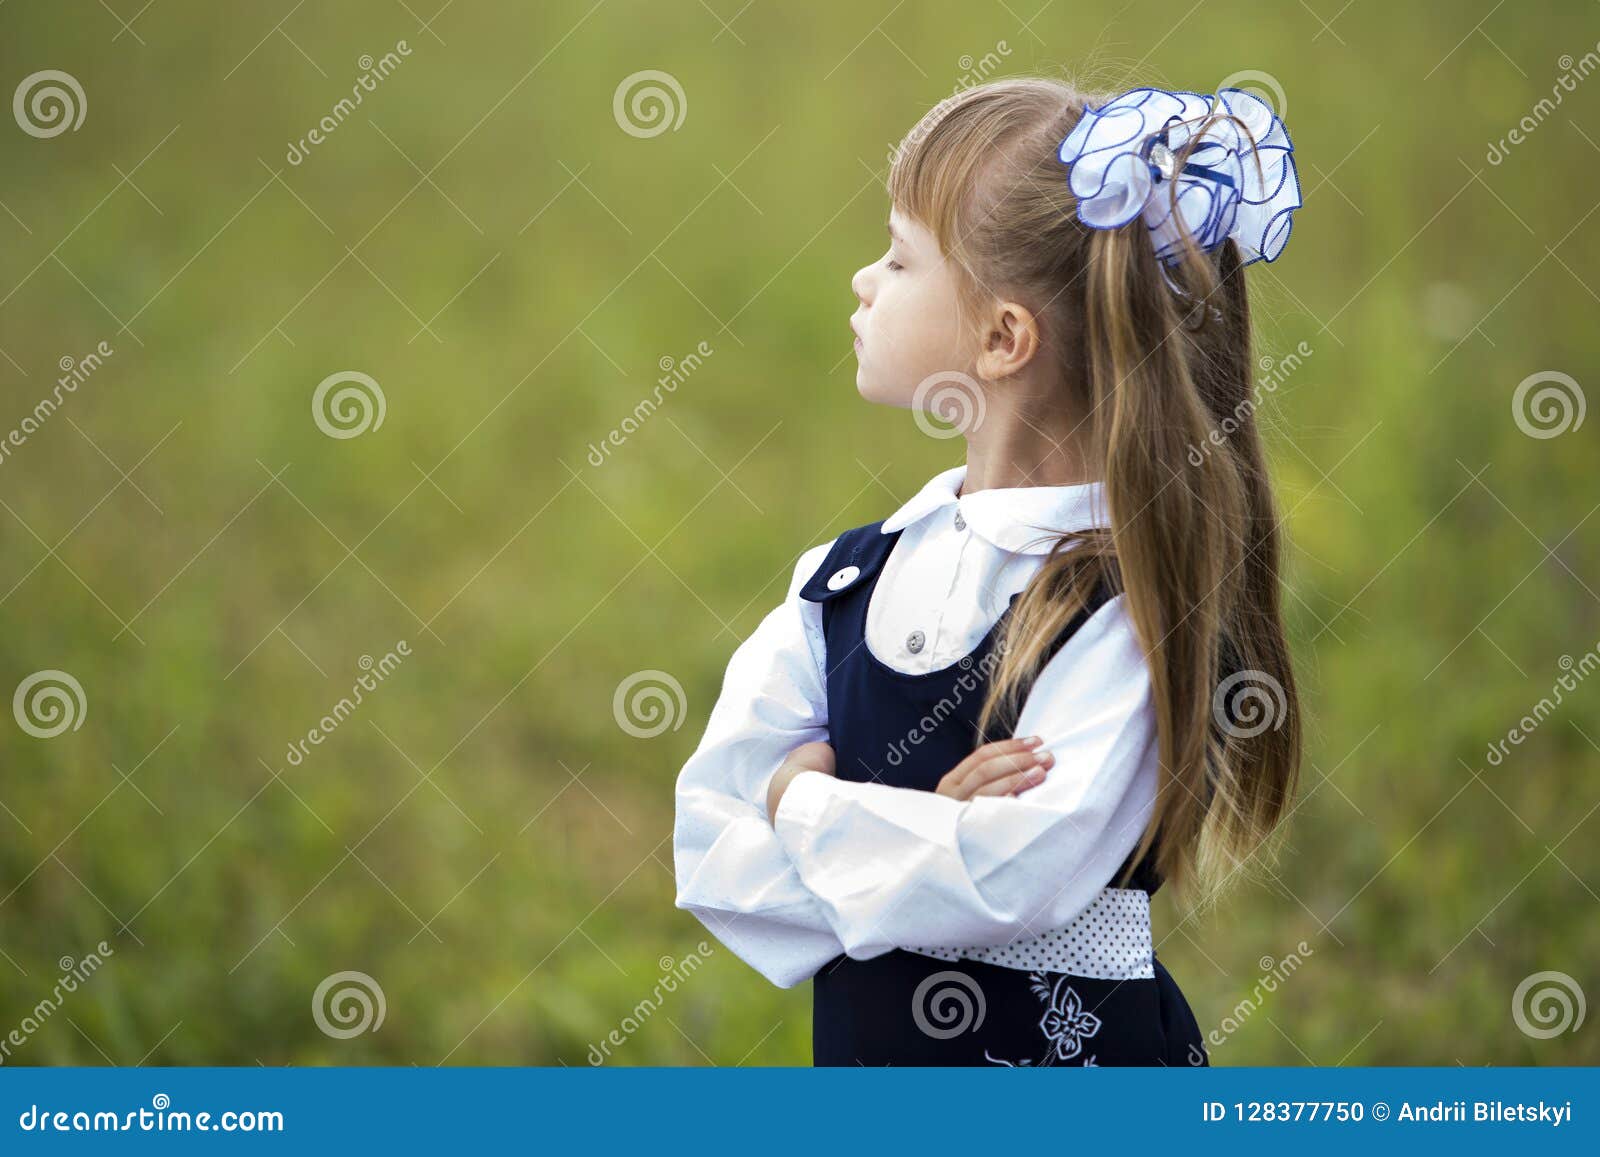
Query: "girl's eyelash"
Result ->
[[885, 257, 903, 271]]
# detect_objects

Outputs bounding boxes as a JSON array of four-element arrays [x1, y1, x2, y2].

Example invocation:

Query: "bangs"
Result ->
[[885, 78, 1088, 265], [885, 94, 980, 255]]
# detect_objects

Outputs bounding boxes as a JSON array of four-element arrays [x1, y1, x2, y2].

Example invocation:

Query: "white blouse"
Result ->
[[672, 463, 1159, 989]]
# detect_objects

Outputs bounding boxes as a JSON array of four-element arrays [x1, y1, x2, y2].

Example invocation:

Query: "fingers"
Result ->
[[969, 764, 1051, 798], [943, 736, 1053, 800], [949, 736, 1039, 780]]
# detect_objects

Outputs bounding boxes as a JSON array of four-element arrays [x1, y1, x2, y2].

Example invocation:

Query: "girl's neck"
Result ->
[[960, 415, 1097, 496]]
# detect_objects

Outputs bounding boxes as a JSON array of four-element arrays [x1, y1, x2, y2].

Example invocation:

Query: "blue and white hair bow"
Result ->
[[1057, 87, 1300, 266]]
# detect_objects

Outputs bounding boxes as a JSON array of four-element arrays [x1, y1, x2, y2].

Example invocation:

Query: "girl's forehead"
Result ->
[[888, 206, 930, 244]]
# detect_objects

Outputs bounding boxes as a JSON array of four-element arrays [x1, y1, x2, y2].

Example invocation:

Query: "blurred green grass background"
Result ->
[[0, 0, 1597, 1065]]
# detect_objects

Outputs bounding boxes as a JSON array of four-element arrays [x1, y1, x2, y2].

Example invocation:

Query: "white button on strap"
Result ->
[[906, 629, 925, 654], [826, 565, 860, 591]]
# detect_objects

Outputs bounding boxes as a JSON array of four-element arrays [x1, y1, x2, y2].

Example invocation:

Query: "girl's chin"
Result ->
[[854, 376, 888, 404], [854, 376, 917, 408]]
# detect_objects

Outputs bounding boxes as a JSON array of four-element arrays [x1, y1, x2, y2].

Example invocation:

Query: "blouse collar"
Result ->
[[879, 463, 1109, 555]]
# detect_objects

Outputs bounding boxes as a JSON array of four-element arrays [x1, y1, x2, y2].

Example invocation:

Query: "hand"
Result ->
[[935, 735, 1052, 800], [766, 741, 836, 823]]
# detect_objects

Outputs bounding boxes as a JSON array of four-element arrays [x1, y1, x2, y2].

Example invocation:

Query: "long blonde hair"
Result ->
[[887, 76, 1301, 904]]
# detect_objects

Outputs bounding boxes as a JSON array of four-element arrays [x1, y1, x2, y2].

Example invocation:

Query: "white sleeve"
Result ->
[[770, 593, 1159, 959], [672, 538, 848, 989]]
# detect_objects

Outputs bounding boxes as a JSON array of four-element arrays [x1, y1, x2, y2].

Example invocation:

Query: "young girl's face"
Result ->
[[850, 207, 976, 407]]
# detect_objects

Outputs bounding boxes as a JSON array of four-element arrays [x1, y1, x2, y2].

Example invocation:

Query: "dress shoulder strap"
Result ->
[[796, 520, 900, 605], [1020, 575, 1120, 673], [982, 575, 1121, 743]]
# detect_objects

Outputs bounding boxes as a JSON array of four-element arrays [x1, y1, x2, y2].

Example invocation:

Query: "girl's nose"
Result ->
[[851, 263, 874, 306]]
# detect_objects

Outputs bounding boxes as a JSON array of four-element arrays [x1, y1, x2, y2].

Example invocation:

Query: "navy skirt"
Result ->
[[812, 948, 1209, 1067]]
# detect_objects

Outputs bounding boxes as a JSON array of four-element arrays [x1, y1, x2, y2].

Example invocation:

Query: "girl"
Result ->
[[673, 76, 1303, 1066]]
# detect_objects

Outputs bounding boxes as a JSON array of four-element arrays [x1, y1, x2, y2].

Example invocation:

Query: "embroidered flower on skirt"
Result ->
[[983, 972, 1104, 1067]]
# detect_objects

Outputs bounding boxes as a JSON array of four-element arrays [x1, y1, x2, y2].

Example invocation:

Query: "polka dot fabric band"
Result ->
[[904, 887, 1155, 979]]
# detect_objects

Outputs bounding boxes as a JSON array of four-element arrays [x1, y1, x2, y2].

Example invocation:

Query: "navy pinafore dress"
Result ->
[[796, 519, 1209, 1067]]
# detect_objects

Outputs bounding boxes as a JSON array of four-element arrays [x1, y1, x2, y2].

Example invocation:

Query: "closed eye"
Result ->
[[884, 256, 904, 272]]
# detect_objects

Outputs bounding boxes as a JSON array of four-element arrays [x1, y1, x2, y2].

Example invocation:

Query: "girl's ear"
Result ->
[[974, 299, 1041, 381]]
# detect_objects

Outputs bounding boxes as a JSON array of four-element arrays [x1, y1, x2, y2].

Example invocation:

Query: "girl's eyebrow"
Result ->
[[886, 221, 905, 244]]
